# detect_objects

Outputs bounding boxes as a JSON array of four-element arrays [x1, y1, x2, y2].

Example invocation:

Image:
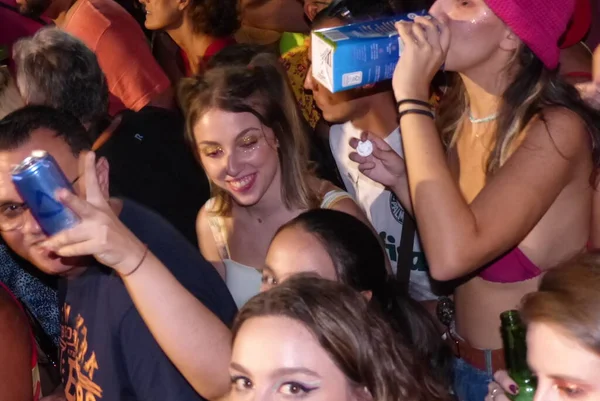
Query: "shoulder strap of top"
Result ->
[[320, 189, 353, 209], [205, 199, 232, 260]]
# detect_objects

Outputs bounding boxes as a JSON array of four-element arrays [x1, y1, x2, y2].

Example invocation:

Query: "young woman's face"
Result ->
[[262, 226, 337, 291], [194, 108, 281, 208], [428, 0, 511, 73], [230, 315, 366, 401], [138, 0, 183, 30], [528, 322, 600, 401]]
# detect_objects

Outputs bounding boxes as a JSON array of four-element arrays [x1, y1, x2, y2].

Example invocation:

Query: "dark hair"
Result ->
[[0, 105, 92, 156], [312, 0, 431, 27], [437, 46, 600, 181], [205, 44, 272, 70], [277, 209, 453, 390], [178, 52, 318, 215], [522, 252, 600, 355], [234, 275, 453, 401], [13, 28, 109, 127], [187, 0, 240, 37]]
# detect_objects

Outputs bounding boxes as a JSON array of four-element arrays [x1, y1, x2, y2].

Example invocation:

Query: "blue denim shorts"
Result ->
[[453, 356, 494, 401]]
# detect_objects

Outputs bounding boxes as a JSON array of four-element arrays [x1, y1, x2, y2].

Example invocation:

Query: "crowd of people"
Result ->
[[0, 0, 599, 400]]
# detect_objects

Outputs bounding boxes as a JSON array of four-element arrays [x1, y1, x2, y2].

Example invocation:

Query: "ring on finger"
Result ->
[[491, 387, 500, 400]]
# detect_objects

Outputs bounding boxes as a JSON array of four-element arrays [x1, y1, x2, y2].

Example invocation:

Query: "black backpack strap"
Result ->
[[396, 210, 416, 293]]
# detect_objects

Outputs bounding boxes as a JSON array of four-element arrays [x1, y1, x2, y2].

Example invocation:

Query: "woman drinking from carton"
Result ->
[[348, 0, 600, 400]]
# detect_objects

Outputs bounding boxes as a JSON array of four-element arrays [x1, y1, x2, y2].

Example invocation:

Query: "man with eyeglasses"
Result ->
[[0, 105, 236, 401]]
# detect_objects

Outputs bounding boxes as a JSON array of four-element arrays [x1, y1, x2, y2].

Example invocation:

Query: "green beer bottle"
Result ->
[[500, 310, 537, 401]]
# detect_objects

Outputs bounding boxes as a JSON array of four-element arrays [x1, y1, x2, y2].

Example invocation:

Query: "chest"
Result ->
[[452, 129, 494, 203], [226, 211, 301, 266], [60, 284, 128, 401]]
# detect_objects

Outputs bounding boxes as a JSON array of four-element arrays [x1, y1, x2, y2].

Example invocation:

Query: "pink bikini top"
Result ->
[[478, 247, 542, 283]]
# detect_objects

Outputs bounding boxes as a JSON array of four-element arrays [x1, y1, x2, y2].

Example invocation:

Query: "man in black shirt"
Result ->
[[13, 27, 209, 245], [0, 106, 236, 401]]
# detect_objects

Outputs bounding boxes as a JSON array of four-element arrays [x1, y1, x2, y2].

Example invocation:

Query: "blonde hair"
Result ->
[[522, 252, 600, 355], [178, 52, 319, 215], [0, 67, 25, 119]]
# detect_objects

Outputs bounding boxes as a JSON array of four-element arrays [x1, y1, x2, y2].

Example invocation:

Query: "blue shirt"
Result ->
[[59, 199, 236, 401]]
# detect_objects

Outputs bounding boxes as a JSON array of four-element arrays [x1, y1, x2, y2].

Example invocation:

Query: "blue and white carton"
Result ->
[[311, 10, 429, 93]]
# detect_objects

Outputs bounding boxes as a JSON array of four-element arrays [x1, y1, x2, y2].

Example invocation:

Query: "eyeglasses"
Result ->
[[0, 175, 80, 232]]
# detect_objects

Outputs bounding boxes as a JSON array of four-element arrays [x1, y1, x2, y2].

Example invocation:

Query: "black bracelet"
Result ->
[[396, 98, 433, 110], [120, 244, 149, 277], [398, 108, 435, 120]]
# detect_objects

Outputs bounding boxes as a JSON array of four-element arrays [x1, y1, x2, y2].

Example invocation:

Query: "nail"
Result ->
[[509, 385, 518, 394]]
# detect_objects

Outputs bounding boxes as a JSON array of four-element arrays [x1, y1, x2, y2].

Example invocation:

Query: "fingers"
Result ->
[[396, 21, 417, 49], [83, 152, 105, 205], [414, 15, 448, 59], [411, 22, 428, 47], [493, 370, 518, 395], [56, 188, 97, 219], [348, 151, 372, 165], [413, 16, 438, 44], [47, 241, 97, 258], [485, 381, 511, 401], [40, 222, 96, 252], [368, 134, 392, 151]]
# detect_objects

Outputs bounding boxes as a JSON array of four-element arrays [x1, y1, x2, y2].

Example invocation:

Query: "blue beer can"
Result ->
[[11, 150, 79, 235]]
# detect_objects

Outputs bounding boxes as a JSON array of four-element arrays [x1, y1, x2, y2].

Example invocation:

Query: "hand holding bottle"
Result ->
[[486, 370, 518, 401]]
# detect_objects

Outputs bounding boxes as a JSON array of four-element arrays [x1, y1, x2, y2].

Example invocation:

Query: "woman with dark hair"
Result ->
[[232, 275, 453, 401], [347, 0, 600, 399], [487, 252, 600, 401], [263, 208, 453, 390], [139, 0, 239, 75]]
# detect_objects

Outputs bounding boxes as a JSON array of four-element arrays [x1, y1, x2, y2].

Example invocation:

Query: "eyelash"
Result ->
[[556, 384, 585, 398], [201, 137, 258, 157], [231, 375, 253, 392], [241, 137, 258, 148], [278, 381, 317, 396], [261, 273, 278, 286]]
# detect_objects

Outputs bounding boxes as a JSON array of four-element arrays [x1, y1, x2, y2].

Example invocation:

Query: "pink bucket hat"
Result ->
[[484, 0, 575, 70]]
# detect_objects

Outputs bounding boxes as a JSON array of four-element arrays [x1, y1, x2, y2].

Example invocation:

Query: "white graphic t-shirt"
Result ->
[[329, 122, 436, 301]]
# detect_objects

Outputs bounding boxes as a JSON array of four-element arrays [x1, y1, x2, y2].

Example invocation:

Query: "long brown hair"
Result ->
[[522, 252, 600, 355], [233, 275, 453, 401], [178, 52, 319, 215], [436, 46, 600, 180]]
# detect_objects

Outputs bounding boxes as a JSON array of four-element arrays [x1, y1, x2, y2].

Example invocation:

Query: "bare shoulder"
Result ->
[[196, 204, 211, 245], [524, 107, 592, 159], [196, 202, 227, 278]]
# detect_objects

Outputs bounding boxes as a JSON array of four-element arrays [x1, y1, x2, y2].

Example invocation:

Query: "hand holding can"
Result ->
[[11, 150, 79, 235]]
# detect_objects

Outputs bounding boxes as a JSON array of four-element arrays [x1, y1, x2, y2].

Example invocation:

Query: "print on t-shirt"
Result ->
[[61, 303, 102, 401], [329, 122, 435, 301]]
